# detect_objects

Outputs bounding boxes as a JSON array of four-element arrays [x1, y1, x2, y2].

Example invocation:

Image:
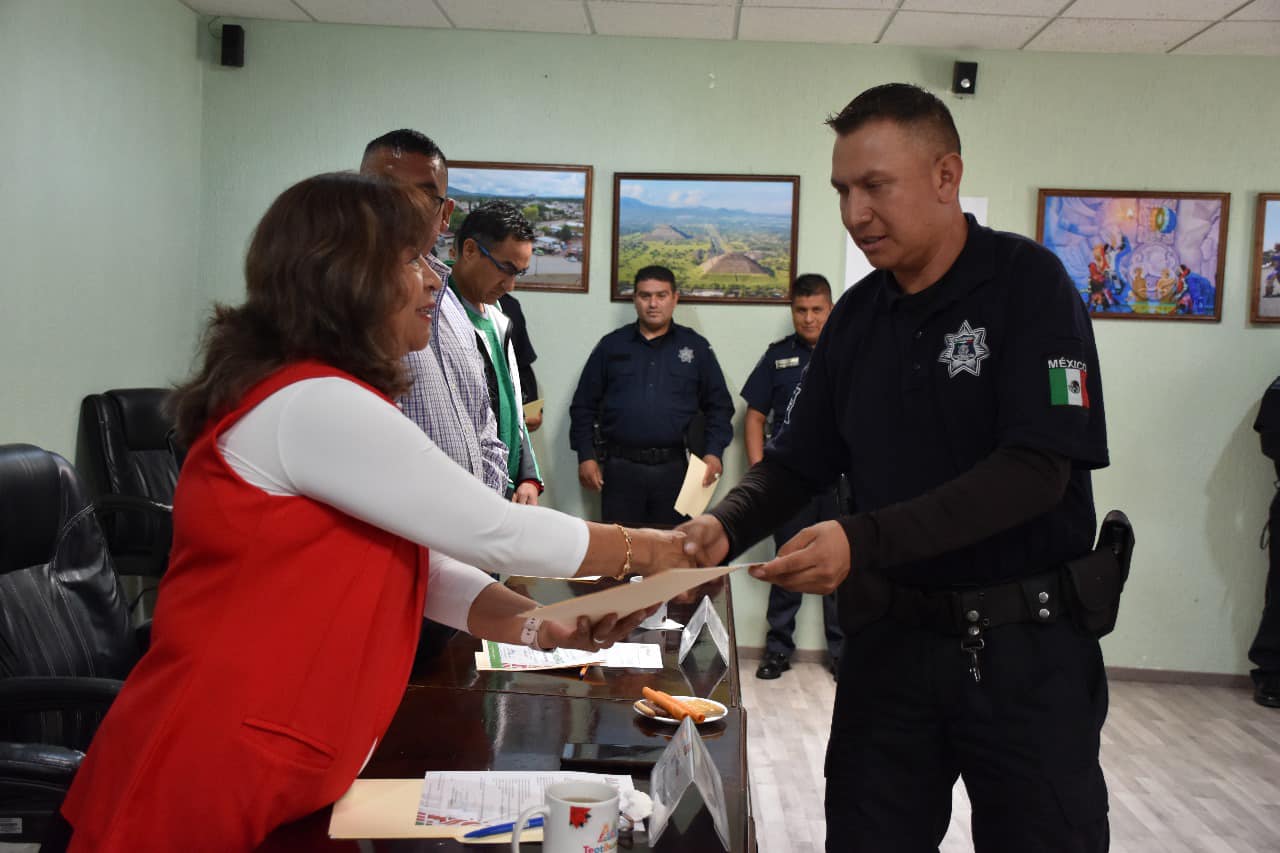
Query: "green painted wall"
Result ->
[[0, 0, 203, 458]]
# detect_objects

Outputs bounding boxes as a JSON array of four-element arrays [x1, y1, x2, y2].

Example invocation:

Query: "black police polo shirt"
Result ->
[[741, 333, 813, 424], [569, 322, 734, 460], [768, 215, 1109, 587]]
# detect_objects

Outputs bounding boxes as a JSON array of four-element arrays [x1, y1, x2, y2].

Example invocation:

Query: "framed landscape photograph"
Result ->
[[448, 161, 592, 293], [611, 173, 799, 304], [1250, 194, 1280, 324], [1036, 189, 1229, 322]]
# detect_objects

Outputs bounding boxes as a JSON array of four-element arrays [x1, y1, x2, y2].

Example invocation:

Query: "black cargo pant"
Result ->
[[1249, 487, 1280, 684], [764, 489, 844, 660], [825, 617, 1109, 852]]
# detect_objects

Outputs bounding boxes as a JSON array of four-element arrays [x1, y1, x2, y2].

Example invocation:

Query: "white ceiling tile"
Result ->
[[296, 0, 449, 28], [606, 0, 734, 4], [1026, 17, 1205, 52], [901, 0, 1062, 14], [1229, 0, 1280, 21], [742, 0, 895, 8], [588, 2, 736, 39], [880, 11, 1046, 49], [738, 7, 889, 43], [438, 0, 590, 34], [1174, 20, 1280, 53], [1062, 0, 1240, 21], [184, 0, 311, 21]]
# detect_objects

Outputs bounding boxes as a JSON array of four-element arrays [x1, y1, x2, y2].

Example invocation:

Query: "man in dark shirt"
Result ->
[[741, 273, 843, 680], [681, 84, 1111, 851], [570, 266, 734, 526], [1251, 376, 1280, 708]]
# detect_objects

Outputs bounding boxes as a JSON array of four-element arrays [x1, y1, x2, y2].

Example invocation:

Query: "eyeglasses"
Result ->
[[475, 242, 529, 278], [414, 184, 448, 213]]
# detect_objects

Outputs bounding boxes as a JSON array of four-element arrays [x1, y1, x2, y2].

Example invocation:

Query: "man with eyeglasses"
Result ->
[[450, 202, 545, 504], [360, 130, 510, 498], [570, 266, 734, 525]]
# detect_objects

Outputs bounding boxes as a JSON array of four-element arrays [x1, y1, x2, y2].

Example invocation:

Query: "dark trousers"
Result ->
[[601, 456, 686, 527], [1249, 488, 1280, 684], [825, 617, 1109, 853], [765, 490, 844, 660]]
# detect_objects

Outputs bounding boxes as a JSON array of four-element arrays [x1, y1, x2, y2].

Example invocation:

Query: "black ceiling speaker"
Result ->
[[221, 24, 244, 68], [951, 61, 977, 96]]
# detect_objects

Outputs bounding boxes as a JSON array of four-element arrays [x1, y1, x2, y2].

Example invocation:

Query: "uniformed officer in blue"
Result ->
[[741, 273, 844, 681], [680, 84, 1112, 851], [570, 265, 734, 525]]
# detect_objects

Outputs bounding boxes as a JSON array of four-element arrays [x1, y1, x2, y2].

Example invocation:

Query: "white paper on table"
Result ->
[[415, 771, 634, 828], [475, 640, 662, 671], [677, 595, 730, 665], [648, 718, 730, 850], [673, 453, 718, 518], [520, 565, 743, 624]]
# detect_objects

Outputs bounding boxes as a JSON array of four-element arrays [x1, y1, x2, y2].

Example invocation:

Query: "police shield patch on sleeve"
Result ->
[[1048, 357, 1089, 408]]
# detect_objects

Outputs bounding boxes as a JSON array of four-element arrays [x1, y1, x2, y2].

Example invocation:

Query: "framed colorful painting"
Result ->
[[448, 161, 592, 293], [1036, 189, 1229, 322], [1250, 194, 1280, 324], [611, 173, 799, 304]]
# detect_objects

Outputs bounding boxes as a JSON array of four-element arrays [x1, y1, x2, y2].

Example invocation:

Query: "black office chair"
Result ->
[[0, 444, 140, 844], [76, 388, 178, 581]]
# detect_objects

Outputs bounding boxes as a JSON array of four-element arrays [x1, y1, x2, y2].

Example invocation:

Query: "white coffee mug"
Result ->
[[511, 780, 619, 853]]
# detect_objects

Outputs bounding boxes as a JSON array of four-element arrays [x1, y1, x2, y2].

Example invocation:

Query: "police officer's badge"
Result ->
[[937, 320, 990, 378], [678, 347, 694, 364]]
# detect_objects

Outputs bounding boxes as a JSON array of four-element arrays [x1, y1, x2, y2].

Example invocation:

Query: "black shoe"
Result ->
[[756, 652, 791, 680], [1256, 680, 1280, 708], [827, 656, 840, 682]]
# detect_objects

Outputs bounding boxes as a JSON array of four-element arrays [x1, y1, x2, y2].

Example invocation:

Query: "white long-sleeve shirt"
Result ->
[[217, 376, 588, 631]]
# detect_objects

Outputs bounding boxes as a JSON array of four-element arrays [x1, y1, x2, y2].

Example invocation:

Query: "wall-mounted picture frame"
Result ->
[[611, 172, 799, 304], [448, 161, 592, 293], [1037, 189, 1229, 322], [1250, 194, 1280, 324]]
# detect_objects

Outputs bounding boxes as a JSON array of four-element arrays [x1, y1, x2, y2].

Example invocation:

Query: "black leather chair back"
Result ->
[[76, 388, 178, 576], [0, 444, 137, 686]]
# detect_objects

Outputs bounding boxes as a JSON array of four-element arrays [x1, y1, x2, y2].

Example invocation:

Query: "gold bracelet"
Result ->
[[614, 523, 633, 579]]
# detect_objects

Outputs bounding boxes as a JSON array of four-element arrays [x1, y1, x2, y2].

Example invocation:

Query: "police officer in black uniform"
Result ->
[[1251, 376, 1280, 708], [570, 265, 734, 526], [742, 273, 844, 680], [680, 84, 1112, 851]]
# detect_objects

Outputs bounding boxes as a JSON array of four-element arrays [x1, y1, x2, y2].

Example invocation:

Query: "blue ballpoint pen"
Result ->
[[462, 816, 544, 839]]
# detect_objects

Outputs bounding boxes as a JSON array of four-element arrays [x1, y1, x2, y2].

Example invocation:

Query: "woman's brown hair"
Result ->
[[172, 171, 435, 445]]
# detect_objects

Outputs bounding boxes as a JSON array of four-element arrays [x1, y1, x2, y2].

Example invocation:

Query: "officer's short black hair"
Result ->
[[361, 129, 448, 167], [826, 83, 961, 157], [455, 201, 536, 252], [634, 265, 677, 294], [792, 273, 832, 301]]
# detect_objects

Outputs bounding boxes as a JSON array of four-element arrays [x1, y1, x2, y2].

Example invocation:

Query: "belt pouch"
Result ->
[[1063, 549, 1123, 638]]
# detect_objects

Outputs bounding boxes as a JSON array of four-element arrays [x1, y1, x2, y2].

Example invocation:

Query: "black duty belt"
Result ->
[[888, 570, 1067, 637], [608, 444, 684, 465], [887, 570, 1068, 684]]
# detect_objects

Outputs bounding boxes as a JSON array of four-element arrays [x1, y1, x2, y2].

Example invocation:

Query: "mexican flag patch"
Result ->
[[1048, 360, 1089, 408]]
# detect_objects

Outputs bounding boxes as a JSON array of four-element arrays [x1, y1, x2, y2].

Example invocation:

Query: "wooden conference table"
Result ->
[[266, 576, 756, 852]]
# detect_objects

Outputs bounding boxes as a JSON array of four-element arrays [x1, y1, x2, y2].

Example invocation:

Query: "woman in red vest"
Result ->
[[59, 173, 687, 852]]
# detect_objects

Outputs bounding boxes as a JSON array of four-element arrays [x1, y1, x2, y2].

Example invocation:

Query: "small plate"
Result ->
[[633, 696, 727, 725]]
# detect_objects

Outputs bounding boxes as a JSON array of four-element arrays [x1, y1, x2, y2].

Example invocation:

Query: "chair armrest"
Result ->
[[0, 677, 123, 717], [0, 740, 83, 788], [93, 495, 173, 578]]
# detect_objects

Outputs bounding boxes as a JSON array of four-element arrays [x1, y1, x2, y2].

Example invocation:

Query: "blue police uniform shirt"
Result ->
[[768, 215, 1109, 587], [741, 333, 812, 426], [570, 322, 734, 461]]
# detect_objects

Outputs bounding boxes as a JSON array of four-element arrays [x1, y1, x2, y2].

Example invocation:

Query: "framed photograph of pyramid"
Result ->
[[611, 173, 799, 304]]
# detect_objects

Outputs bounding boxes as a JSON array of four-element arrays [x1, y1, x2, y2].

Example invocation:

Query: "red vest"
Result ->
[[62, 362, 429, 852]]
